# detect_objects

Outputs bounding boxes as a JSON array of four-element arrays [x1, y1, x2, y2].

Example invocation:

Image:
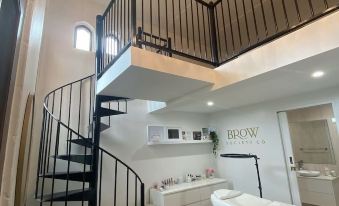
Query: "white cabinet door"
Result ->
[[299, 189, 336, 206], [183, 188, 201, 205], [298, 178, 333, 194], [200, 186, 213, 201], [163, 193, 183, 206], [200, 199, 212, 206], [186, 201, 201, 206]]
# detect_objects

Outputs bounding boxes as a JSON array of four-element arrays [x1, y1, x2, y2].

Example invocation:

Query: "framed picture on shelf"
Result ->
[[193, 131, 202, 140], [148, 126, 165, 143], [182, 130, 192, 140], [166, 127, 182, 141], [202, 128, 209, 140]]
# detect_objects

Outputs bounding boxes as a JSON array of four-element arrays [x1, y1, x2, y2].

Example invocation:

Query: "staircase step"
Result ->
[[100, 122, 110, 131], [53, 154, 92, 165], [69, 138, 93, 147], [37, 188, 94, 202], [98, 107, 125, 117], [39, 171, 93, 182], [98, 95, 129, 102], [88, 122, 110, 133]]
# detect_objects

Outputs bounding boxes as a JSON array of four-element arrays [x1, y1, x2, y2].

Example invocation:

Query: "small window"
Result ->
[[74, 25, 92, 51], [105, 35, 119, 56]]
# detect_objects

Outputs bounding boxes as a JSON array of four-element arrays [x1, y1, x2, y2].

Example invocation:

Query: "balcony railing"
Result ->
[[96, 0, 339, 78]]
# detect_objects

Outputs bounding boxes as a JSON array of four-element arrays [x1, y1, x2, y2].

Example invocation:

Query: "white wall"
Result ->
[[100, 100, 215, 203], [209, 86, 339, 204]]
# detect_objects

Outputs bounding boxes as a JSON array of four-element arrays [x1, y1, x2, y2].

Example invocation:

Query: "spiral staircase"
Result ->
[[35, 75, 144, 206]]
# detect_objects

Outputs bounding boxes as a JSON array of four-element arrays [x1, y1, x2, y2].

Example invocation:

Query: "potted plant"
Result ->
[[210, 131, 219, 157]]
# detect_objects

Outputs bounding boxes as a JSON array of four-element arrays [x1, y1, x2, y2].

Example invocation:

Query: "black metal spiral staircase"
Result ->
[[35, 75, 145, 205]]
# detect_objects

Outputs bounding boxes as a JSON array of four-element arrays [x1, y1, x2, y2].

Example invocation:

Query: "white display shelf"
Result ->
[[147, 140, 212, 145]]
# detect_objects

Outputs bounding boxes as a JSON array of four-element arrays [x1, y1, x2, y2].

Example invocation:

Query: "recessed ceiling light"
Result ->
[[207, 101, 214, 106], [311, 71, 325, 78]]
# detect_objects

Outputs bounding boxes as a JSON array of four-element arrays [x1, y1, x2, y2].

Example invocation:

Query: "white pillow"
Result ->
[[213, 189, 242, 200]]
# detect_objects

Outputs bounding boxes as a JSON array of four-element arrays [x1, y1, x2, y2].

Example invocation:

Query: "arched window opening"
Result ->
[[74, 25, 92, 51]]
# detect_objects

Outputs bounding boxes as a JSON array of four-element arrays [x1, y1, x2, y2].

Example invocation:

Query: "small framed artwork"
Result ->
[[182, 130, 192, 140], [166, 127, 182, 141], [202, 128, 209, 140], [193, 131, 202, 140], [148, 126, 165, 142], [182, 131, 187, 140]]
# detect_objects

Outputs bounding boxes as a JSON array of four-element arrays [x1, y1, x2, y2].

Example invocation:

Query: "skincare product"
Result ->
[[186, 174, 192, 183]]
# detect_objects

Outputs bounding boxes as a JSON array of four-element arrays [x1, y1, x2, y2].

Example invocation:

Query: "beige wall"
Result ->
[[25, 0, 107, 205], [0, 0, 47, 205]]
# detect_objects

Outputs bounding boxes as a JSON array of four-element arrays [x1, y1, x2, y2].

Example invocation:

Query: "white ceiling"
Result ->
[[163, 47, 339, 113]]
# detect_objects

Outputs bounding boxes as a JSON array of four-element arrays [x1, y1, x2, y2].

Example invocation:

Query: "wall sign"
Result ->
[[225, 127, 266, 145]]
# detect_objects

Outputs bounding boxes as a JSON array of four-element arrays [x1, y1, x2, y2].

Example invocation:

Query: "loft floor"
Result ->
[[97, 47, 219, 102]]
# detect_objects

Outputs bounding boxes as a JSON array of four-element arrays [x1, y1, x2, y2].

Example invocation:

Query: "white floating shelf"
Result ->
[[147, 140, 212, 145]]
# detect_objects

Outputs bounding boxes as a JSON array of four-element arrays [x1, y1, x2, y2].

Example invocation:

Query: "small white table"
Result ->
[[150, 178, 229, 206]]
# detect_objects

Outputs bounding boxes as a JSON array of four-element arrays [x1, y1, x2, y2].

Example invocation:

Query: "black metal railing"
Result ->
[[35, 75, 145, 206], [135, 0, 217, 66], [96, 0, 137, 77], [96, 0, 339, 76], [214, 0, 339, 64]]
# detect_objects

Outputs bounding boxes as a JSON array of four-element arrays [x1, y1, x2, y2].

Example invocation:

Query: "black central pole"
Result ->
[[90, 96, 102, 206], [92, 15, 103, 206], [220, 153, 263, 198]]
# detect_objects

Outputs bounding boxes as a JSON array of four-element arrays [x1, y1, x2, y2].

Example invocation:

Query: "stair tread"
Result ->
[[37, 188, 93, 202], [98, 107, 125, 117], [39, 171, 93, 182], [53, 154, 92, 165], [99, 122, 110, 131], [98, 95, 129, 102], [39, 171, 92, 176], [88, 122, 110, 132], [69, 138, 93, 147]]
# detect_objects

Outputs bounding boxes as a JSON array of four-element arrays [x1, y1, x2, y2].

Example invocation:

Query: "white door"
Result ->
[[277, 112, 302, 206]]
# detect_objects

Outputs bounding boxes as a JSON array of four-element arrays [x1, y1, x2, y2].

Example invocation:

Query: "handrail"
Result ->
[[43, 74, 94, 102], [36, 74, 144, 205], [42, 102, 142, 182], [57, 118, 143, 182]]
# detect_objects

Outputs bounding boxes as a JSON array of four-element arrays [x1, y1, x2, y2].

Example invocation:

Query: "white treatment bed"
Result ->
[[211, 190, 294, 206]]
